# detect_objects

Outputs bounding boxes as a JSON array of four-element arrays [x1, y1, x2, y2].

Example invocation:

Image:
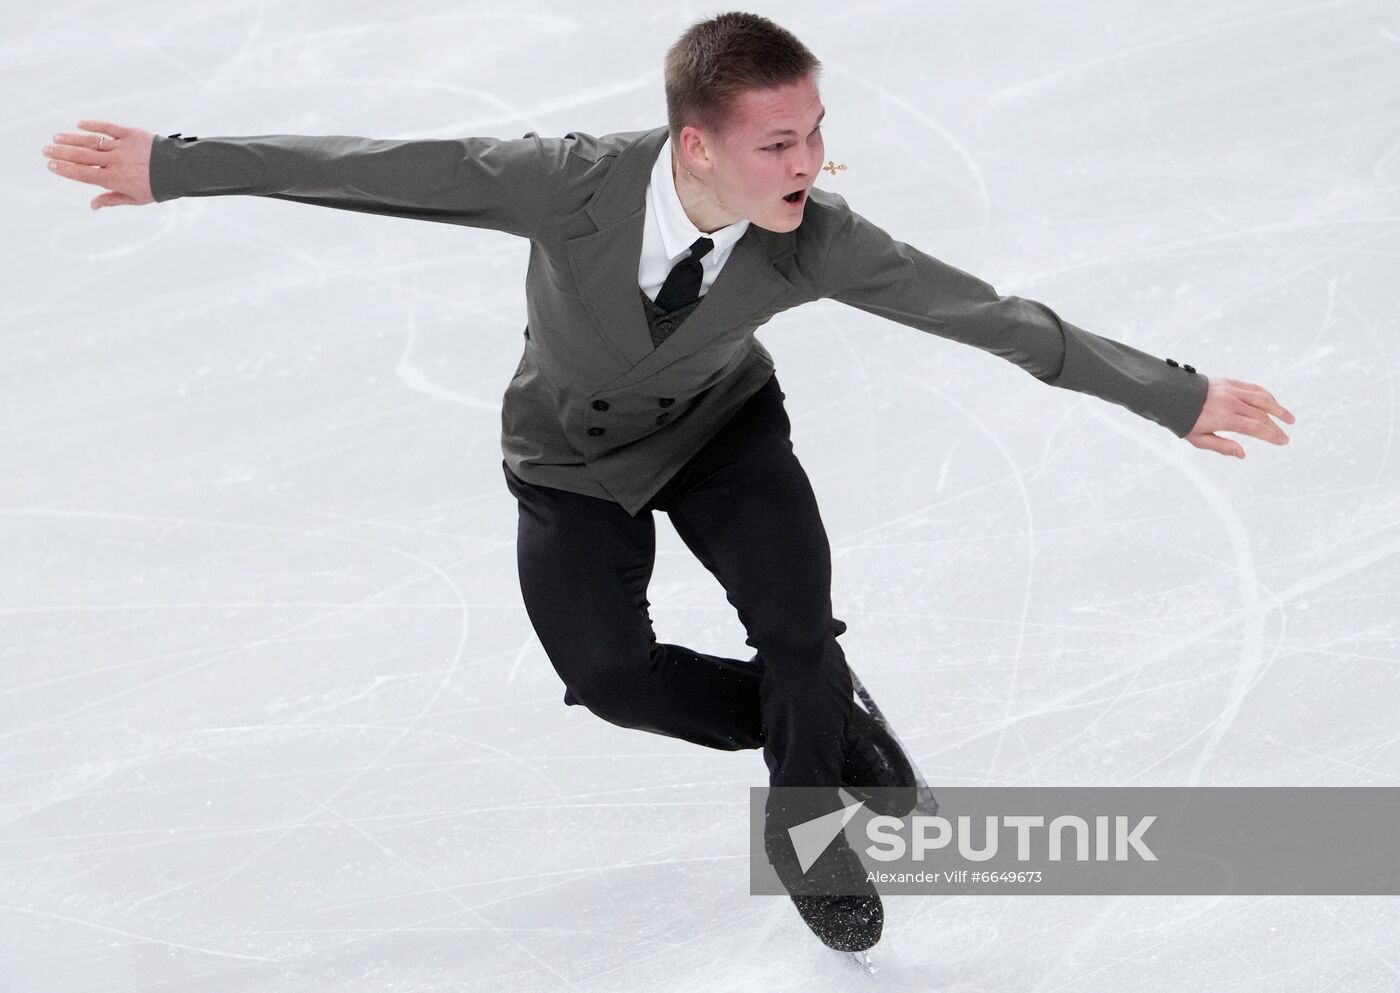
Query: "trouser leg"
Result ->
[[503, 460, 765, 750], [650, 374, 854, 801]]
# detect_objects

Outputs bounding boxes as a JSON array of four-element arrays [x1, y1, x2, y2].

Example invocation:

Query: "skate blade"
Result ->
[[846, 948, 877, 976], [912, 784, 940, 817]]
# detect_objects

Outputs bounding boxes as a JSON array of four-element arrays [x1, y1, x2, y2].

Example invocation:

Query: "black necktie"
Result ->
[[654, 236, 714, 312]]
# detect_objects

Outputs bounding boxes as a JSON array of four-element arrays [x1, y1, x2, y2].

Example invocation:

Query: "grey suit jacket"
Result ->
[[149, 125, 1208, 516]]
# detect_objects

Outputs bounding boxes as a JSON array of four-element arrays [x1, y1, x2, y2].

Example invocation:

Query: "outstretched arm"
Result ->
[[816, 195, 1294, 458], [42, 118, 567, 240]]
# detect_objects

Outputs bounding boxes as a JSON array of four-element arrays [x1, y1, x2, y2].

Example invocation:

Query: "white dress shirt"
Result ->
[[638, 135, 750, 303]]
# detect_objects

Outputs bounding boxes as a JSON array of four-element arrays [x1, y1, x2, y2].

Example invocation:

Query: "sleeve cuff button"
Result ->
[[1165, 357, 1178, 367]]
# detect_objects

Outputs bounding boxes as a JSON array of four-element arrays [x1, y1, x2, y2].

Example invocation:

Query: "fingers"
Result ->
[[45, 119, 125, 164], [1192, 432, 1246, 460], [43, 121, 124, 186], [1233, 396, 1292, 445], [44, 139, 101, 168], [1195, 379, 1295, 460], [1192, 387, 1297, 459], [91, 191, 139, 210], [44, 153, 110, 188], [1264, 395, 1295, 426], [1216, 378, 1294, 446], [1232, 380, 1295, 426], [76, 119, 130, 140]]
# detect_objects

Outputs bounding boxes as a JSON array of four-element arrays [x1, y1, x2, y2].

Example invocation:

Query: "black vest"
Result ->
[[639, 286, 704, 348]]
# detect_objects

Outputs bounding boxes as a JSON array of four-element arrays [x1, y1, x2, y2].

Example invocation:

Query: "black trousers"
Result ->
[[502, 371, 855, 794]]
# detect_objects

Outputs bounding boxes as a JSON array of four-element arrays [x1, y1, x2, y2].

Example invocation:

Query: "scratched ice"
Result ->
[[5, 1, 1399, 990]]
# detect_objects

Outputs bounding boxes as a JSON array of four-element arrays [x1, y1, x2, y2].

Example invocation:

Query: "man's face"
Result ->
[[679, 73, 826, 233]]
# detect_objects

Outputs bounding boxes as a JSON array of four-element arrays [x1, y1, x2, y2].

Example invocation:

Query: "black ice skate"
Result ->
[[763, 803, 883, 954], [841, 697, 920, 817], [845, 667, 940, 818]]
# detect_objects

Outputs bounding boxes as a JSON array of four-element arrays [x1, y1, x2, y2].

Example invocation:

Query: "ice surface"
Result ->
[[6, 0, 1398, 989]]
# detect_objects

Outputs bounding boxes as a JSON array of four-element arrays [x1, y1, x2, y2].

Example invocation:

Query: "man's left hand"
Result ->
[[1186, 377, 1294, 459]]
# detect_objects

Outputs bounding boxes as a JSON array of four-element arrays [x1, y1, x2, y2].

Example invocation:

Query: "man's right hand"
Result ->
[[43, 120, 155, 210]]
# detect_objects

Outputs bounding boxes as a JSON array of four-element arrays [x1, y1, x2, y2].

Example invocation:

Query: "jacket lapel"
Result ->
[[564, 126, 797, 377]]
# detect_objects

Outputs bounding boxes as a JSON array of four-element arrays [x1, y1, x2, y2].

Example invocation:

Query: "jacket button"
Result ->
[[591, 400, 609, 411], [656, 412, 670, 425], [1183, 364, 1196, 374], [1165, 357, 1178, 367], [658, 397, 675, 407], [588, 427, 605, 436]]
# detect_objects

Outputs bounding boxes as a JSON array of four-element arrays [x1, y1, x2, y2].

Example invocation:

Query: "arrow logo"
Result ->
[[786, 795, 867, 874]]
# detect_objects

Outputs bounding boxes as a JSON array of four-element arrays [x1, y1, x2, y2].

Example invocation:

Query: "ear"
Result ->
[[678, 125, 715, 174]]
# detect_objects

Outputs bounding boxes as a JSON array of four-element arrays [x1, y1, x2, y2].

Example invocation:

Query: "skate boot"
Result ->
[[744, 650, 921, 819], [840, 700, 919, 818], [764, 805, 883, 953]]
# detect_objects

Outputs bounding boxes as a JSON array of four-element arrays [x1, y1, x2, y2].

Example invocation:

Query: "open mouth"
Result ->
[[782, 188, 806, 204]]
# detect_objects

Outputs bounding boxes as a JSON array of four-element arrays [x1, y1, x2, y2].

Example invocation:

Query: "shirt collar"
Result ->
[[652, 135, 749, 260]]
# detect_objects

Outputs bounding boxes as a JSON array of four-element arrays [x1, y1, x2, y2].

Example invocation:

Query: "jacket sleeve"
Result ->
[[147, 130, 567, 241], [815, 196, 1209, 439]]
